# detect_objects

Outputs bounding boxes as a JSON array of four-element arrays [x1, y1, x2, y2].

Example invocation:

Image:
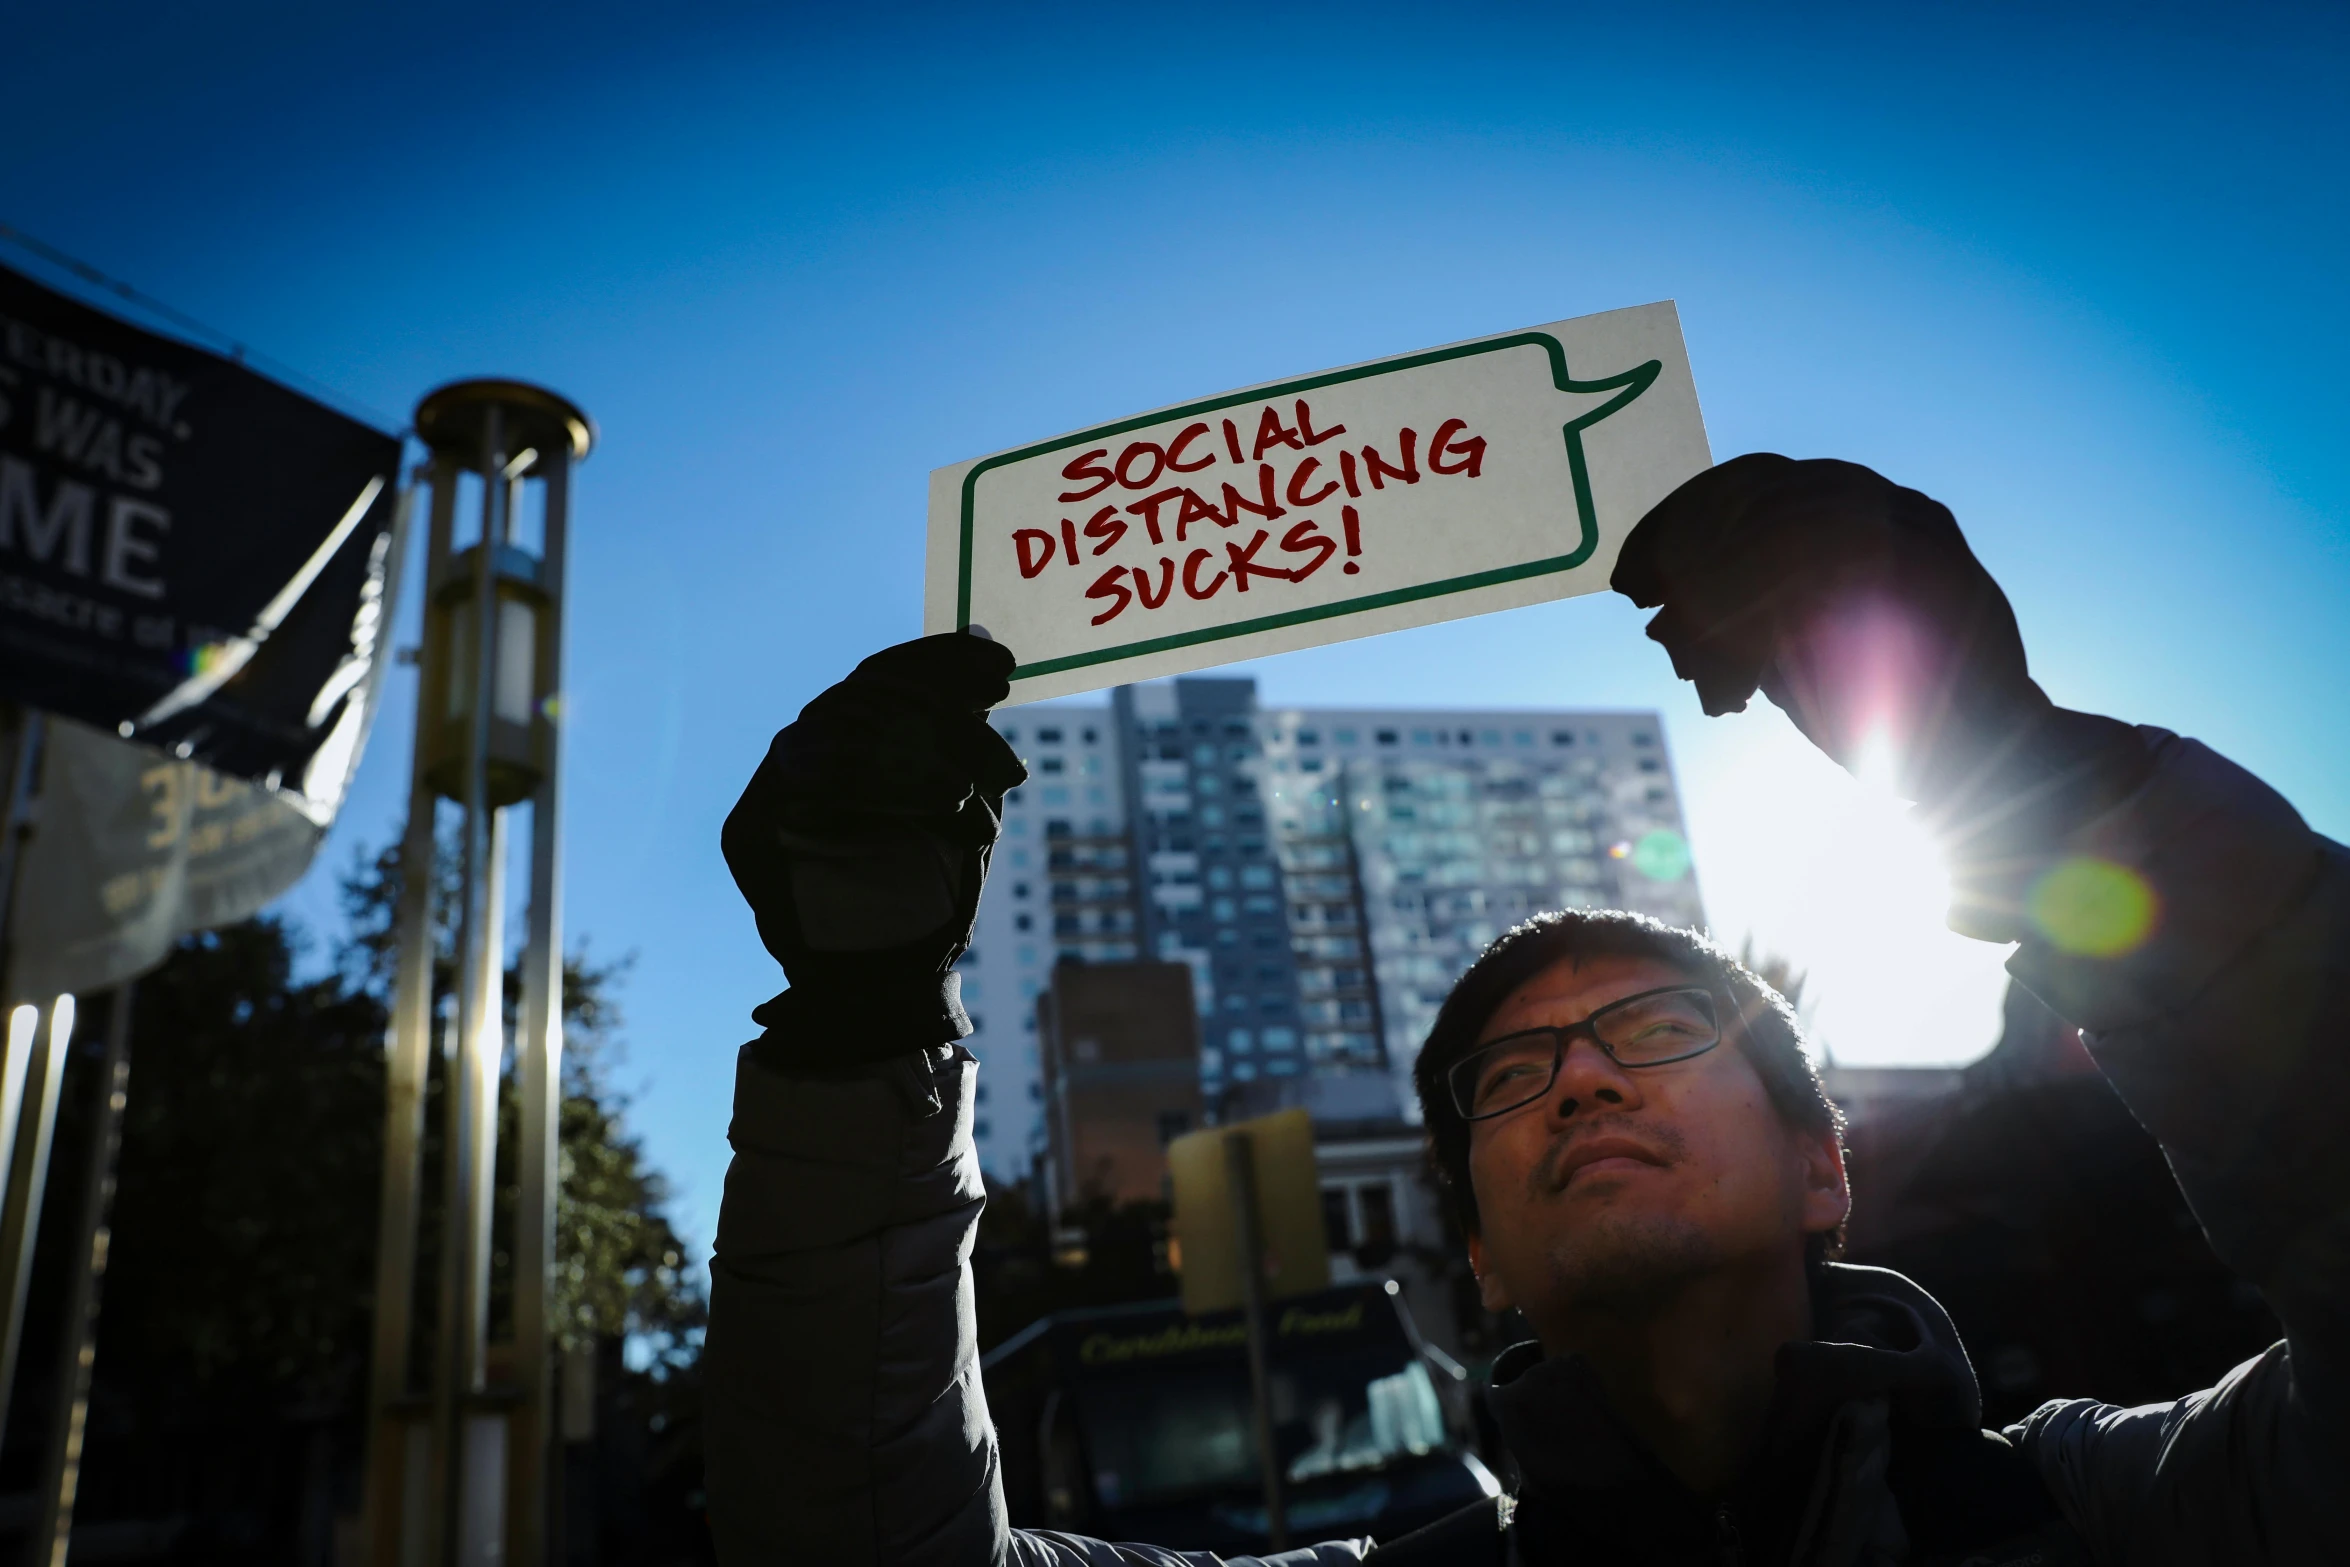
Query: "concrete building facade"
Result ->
[[1036, 960, 1203, 1216]]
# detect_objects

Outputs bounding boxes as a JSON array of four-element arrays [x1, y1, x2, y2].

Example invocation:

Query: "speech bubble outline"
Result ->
[[955, 332, 1662, 685]]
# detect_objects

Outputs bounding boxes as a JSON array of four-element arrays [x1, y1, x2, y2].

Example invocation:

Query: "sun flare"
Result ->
[[1684, 719, 2012, 1067]]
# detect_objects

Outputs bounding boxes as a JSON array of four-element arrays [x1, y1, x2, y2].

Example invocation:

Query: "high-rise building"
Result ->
[[1036, 960, 1203, 1217], [961, 679, 1705, 1182]]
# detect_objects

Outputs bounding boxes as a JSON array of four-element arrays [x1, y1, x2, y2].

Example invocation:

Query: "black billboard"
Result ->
[[0, 262, 402, 798]]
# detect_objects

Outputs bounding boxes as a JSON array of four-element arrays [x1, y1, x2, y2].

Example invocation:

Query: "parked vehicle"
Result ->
[[982, 1279, 1501, 1553]]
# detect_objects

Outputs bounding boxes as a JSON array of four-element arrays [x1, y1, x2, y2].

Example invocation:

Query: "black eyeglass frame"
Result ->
[[1445, 985, 1726, 1123]]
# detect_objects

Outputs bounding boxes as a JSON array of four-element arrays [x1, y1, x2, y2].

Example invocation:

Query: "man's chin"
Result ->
[[1540, 1212, 1719, 1311]]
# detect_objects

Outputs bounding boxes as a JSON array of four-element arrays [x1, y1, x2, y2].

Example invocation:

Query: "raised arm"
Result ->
[[703, 632, 1028, 1564], [1614, 456, 2349, 1562], [1992, 734, 2349, 1564], [700, 633, 1367, 1566]]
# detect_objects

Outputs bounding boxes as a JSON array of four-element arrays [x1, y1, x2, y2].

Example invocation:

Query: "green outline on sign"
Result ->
[[957, 332, 1661, 683]]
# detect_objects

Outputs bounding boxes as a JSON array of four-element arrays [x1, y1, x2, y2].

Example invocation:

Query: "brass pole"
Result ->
[[31, 983, 134, 1566], [436, 406, 510, 1565], [506, 442, 568, 1567], [0, 995, 74, 1444], [364, 459, 456, 1566]]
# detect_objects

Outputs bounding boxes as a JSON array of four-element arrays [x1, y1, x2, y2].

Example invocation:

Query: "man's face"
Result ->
[[1460, 953, 1848, 1340]]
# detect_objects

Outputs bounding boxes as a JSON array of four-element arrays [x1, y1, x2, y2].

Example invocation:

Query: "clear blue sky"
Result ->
[[10, 1, 2345, 1251]]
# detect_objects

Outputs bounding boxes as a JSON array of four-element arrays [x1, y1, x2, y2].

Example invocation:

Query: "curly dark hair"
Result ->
[[1411, 909, 1847, 1265]]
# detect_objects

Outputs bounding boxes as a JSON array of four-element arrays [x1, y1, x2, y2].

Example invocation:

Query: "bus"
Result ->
[[982, 1279, 1502, 1553]]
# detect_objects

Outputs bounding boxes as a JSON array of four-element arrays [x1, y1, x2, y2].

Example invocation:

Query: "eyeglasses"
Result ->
[[1445, 986, 1723, 1122]]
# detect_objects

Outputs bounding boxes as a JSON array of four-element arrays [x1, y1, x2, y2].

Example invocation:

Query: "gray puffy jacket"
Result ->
[[703, 731, 2350, 1564]]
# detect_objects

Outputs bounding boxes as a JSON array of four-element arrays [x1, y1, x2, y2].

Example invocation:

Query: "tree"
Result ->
[[338, 839, 704, 1363], [22, 840, 707, 1561]]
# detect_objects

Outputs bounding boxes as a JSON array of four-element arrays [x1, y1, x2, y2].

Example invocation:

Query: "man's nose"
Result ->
[[1546, 1036, 1644, 1119]]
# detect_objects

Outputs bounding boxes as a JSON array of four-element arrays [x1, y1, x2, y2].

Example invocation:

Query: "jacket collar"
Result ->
[[1485, 1263, 1983, 1500]]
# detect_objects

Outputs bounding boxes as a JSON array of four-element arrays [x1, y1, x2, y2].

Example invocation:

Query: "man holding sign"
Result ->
[[705, 318, 2344, 1564]]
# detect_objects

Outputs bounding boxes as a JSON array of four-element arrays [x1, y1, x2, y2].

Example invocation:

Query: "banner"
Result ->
[[927, 301, 1711, 702], [9, 718, 331, 998], [0, 262, 402, 819]]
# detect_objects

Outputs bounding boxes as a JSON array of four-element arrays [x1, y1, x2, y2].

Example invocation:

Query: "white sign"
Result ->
[[925, 301, 1711, 702]]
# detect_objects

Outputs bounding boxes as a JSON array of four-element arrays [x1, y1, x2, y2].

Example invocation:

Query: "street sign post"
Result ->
[[1168, 1108, 1334, 1553]]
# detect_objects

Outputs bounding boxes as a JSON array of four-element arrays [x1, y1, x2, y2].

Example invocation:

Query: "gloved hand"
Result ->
[[1612, 455, 2151, 935], [722, 632, 1027, 1065]]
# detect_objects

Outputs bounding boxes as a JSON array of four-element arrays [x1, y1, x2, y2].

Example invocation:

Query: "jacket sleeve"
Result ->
[[702, 1038, 1372, 1567], [1993, 731, 2350, 1563]]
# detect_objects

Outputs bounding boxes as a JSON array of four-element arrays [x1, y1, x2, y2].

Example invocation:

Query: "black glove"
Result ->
[[1613, 456, 2152, 933], [722, 632, 1027, 1065]]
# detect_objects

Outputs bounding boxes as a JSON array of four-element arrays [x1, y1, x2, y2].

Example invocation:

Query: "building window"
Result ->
[[1376, 729, 1398, 745], [1322, 1188, 1353, 1250], [1228, 1028, 1254, 1052], [1263, 1027, 1298, 1049], [1552, 731, 1574, 745], [974, 1119, 992, 1141], [1040, 756, 1065, 774], [1358, 1181, 1397, 1259], [1336, 729, 1358, 745], [1633, 731, 1656, 746], [1015, 913, 1032, 931], [1298, 729, 1320, 745], [1038, 727, 1063, 743]]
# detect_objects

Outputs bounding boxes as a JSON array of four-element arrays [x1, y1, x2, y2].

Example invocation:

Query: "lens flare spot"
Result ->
[[2027, 858, 2157, 956], [178, 640, 236, 677], [1631, 829, 1692, 882]]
